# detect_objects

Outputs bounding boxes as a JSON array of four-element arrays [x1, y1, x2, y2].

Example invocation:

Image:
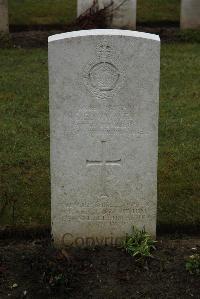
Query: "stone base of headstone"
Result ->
[[77, 0, 137, 30], [180, 0, 200, 29]]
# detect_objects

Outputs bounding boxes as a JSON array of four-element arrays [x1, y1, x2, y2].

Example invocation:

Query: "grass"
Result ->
[[137, 0, 180, 24], [8, 0, 180, 26], [0, 49, 50, 225], [158, 43, 200, 227], [9, 0, 77, 26], [0, 41, 199, 227]]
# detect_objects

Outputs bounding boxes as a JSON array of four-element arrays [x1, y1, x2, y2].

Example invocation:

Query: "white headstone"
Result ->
[[0, 0, 8, 33], [49, 29, 160, 247], [181, 0, 200, 29], [77, 0, 137, 30]]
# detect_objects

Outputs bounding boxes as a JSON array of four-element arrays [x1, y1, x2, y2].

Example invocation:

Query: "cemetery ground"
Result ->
[[0, 35, 200, 297], [0, 237, 199, 298]]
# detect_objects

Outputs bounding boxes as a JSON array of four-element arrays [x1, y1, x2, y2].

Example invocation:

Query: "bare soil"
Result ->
[[0, 26, 196, 49], [0, 237, 199, 299]]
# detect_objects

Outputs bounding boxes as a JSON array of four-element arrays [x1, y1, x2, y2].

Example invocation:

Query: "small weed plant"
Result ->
[[123, 226, 156, 259], [186, 254, 200, 275]]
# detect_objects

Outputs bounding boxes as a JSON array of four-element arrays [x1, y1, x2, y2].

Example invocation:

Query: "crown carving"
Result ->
[[96, 41, 114, 61]]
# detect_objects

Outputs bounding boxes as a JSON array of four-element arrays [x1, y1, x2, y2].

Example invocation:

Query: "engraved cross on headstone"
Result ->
[[86, 141, 121, 198]]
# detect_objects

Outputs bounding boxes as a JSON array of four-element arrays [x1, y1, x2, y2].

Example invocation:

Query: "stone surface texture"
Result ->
[[49, 29, 160, 247], [181, 0, 200, 29], [77, 0, 137, 30], [0, 0, 8, 33]]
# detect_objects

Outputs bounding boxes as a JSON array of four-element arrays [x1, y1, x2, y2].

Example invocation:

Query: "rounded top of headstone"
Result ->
[[48, 29, 160, 43]]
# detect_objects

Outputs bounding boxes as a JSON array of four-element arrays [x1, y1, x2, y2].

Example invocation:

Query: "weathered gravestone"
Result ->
[[181, 0, 200, 29], [0, 0, 9, 33], [77, 0, 137, 30], [48, 29, 160, 247]]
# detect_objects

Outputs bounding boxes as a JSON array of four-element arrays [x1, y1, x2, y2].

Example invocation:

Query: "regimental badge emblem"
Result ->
[[83, 40, 126, 100]]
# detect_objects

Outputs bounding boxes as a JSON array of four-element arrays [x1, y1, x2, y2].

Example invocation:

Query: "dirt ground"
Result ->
[[1, 18, 199, 50], [0, 27, 195, 49], [0, 236, 199, 299]]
